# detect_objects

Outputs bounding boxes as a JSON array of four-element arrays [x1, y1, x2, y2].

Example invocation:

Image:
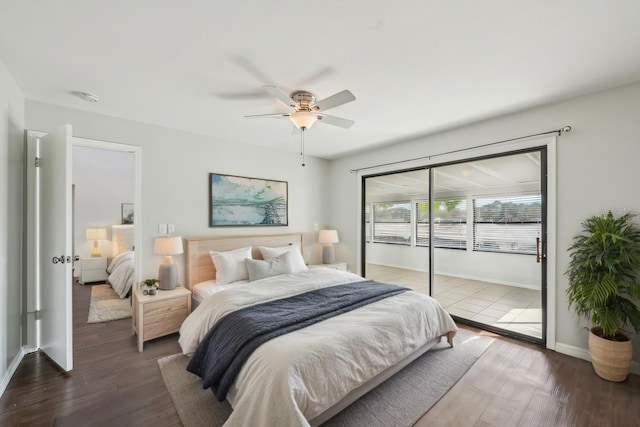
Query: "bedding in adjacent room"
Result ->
[[106, 250, 135, 298]]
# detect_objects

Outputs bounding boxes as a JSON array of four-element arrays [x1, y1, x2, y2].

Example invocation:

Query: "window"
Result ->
[[373, 202, 411, 244], [473, 194, 541, 254], [416, 199, 467, 249]]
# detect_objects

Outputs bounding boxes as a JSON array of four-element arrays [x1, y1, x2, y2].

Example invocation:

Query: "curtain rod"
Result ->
[[349, 125, 572, 173]]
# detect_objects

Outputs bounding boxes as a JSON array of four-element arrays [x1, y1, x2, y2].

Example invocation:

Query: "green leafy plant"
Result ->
[[566, 211, 640, 340], [142, 278, 159, 288]]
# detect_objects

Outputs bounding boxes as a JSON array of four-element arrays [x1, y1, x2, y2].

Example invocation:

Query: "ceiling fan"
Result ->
[[245, 86, 356, 167], [245, 86, 356, 131]]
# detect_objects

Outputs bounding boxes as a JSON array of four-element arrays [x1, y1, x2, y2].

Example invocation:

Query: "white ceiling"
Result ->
[[365, 151, 541, 200], [1, 1, 639, 159]]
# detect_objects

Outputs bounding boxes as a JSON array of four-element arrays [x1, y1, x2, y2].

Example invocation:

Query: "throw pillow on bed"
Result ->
[[258, 245, 307, 272], [210, 246, 252, 284], [245, 252, 295, 281]]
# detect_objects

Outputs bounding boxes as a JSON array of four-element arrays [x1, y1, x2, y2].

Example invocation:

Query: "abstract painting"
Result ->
[[209, 173, 288, 227]]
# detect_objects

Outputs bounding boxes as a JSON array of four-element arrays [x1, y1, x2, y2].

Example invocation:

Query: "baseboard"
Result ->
[[0, 347, 26, 397], [555, 342, 640, 376]]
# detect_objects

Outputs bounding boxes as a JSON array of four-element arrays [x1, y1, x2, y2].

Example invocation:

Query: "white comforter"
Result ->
[[106, 251, 135, 298], [179, 268, 457, 427]]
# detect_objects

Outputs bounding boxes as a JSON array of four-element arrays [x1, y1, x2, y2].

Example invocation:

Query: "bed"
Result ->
[[106, 224, 136, 298], [178, 233, 457, 427]]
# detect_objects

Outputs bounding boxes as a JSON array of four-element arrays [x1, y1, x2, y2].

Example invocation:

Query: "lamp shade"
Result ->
[[153, 236, 183, 255], [289, 111, 318, 130], [85, 227, 107, 241], [318, 229, 339, 244]]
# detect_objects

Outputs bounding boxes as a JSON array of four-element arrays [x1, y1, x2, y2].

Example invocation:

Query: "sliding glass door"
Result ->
[[363, 169, 430, 295], [362, 148, 546, 344], [432, 150, 546, 343]]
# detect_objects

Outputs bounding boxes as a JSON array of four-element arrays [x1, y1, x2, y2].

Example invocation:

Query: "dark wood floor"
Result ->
[[0, 282, 182, 426], [1, 282, 639, 426]]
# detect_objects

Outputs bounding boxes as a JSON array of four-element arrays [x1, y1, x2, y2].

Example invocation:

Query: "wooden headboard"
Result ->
[[183, 233, 304, 290]]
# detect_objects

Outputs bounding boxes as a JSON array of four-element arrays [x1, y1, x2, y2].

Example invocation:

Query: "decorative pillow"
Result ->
[[245, 252, 295, 282], [209, 246, 252, 284], [258, 245, 308, 272]]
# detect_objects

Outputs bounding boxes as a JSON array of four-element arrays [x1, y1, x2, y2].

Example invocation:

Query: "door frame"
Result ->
[[72, 136, 143, 287], [25, 131, 142, 353], [358, 135, 557, 349]]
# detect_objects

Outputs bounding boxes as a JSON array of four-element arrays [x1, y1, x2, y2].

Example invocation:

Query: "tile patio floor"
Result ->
[[365, 263, 543, 339]]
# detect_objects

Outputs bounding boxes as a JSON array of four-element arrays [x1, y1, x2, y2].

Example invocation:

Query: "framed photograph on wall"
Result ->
[[209, 173, 288, 227], [121, 203, 134, 224]]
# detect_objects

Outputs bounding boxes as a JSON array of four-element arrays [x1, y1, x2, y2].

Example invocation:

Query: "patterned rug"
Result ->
[[87, 284, 131, 323]]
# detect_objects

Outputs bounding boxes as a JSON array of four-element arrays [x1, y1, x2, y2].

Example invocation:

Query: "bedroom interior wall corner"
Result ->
[[0, 57, 26, 397]]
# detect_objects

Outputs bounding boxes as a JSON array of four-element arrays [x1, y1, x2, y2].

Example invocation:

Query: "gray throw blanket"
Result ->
[[187, 280, 409, 401]]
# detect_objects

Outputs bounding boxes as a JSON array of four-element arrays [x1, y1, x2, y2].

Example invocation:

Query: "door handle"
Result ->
[[52, 254, 66, 264], [52, 255, 73, 264], [536, 237, 541, 263]]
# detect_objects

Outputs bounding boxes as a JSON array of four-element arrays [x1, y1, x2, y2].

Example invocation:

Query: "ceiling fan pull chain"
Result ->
[[301, 128, 306, 167]]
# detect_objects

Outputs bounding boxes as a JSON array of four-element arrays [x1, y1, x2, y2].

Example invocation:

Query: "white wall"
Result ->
[[72, 146, 135, 259], [0, 58, 25, 394], [329, 81, 640, 364], [25, 100, 330, 285]]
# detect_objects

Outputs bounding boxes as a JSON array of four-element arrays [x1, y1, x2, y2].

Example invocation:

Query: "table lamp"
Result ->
[[318, 229, 339, 264], [86, 227, 107, 257], [153, 236, 183, 290]]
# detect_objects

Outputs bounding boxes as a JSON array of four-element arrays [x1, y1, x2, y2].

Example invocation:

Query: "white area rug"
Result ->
[[87, 284, 131, 323], [158, 328, 494, 427]]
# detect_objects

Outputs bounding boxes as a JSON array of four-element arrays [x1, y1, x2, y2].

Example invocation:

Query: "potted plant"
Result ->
[[142, 278, 159, 295], [566, 211, 640, 381]]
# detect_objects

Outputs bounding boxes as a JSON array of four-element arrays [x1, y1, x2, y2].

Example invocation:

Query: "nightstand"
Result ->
[[132, 286, 191, 352], [309, 262, 348, 271], [79, 257, 107, 284]]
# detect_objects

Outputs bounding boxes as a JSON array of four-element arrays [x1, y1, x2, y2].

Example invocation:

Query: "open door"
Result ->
[[39, 124, 74, 371]]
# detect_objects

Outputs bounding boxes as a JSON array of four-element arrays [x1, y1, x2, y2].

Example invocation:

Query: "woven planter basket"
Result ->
[[588, 327, 632, 382]]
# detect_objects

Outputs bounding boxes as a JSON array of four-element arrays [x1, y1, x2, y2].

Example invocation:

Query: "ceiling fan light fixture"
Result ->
[[289, 111, 317, 130]]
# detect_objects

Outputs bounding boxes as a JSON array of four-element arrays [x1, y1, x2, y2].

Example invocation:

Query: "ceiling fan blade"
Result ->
[[317, 113, 355, 129], [244, 113, 291, 119], [262, 86, 297, 108], [314, 90, 356, 111]]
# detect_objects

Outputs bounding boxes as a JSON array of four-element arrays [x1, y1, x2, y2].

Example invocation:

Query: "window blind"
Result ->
[[416, 199, 467, 249], [373, 202, 411, 244], [473, 194, 541, 254]]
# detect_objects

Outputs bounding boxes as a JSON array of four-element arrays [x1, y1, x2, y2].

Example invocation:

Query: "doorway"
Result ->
[[362, 148, 547, 345], [26, 129, 142, 370]]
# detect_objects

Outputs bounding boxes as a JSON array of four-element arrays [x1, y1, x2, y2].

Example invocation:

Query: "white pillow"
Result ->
[[258, 245, 308, 273], [245, 252, 295, 282], [209, 246, 252, 284]]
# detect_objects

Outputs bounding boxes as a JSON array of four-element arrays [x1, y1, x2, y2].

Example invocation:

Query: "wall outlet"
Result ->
[[158, 223, 167, 234], [168, 223, 175, 233], [314, 223, 319, 232]]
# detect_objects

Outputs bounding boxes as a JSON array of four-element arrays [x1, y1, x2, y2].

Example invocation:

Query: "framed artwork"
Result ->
[[121, 203, 134, 224], [209, 173, 288, 227]]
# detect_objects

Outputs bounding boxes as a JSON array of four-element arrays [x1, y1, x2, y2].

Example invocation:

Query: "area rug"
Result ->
[[158, 328, 494, 427], [87, 284, 131, 323]]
